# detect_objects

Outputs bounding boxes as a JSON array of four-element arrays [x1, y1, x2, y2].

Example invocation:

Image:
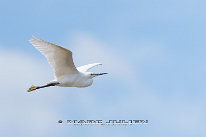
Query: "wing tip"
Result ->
[[32, 35, 40, 40], [29, 35, 42, 44]]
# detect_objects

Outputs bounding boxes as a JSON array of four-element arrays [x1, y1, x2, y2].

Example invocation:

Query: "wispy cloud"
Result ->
[[1, 33, 205, 137], [63, 33, 206, 136], [66, 32, 139, 89], [0, 48, 62, 137]]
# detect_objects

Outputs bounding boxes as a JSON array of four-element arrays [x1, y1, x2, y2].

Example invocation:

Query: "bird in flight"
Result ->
[[27, 36, 107, 92]]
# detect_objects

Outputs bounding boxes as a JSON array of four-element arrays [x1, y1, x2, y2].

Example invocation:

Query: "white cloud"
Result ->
[[63, 33, 206, 136], [65, 32, 139, 89], [0, 48, 63, 137], [0, 34, 205, 137]]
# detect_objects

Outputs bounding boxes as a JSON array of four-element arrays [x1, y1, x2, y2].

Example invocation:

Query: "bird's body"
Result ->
[[55, 72, 93, 87], [28, 36, 107, 92]]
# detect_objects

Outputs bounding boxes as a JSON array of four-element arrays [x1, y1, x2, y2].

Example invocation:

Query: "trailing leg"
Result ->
[[27, 82, 60, 92]]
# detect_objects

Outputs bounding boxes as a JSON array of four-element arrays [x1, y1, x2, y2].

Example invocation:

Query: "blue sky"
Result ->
[[0, 0, 206, 137]]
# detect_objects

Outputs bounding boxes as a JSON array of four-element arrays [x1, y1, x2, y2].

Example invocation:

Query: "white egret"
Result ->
[[28, 36, 107, 92]]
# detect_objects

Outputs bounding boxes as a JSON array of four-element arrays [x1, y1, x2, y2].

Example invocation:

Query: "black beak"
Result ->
[[91, 73, 108, 76]]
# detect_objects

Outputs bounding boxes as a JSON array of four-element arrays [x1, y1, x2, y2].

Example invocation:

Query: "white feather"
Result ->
[[29, 36, 78, 79], [77, 63, 102, 72]]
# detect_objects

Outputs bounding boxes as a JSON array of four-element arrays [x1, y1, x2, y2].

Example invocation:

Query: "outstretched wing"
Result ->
[[29, 36, 78, 79], [77, 63, 102, 72]]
